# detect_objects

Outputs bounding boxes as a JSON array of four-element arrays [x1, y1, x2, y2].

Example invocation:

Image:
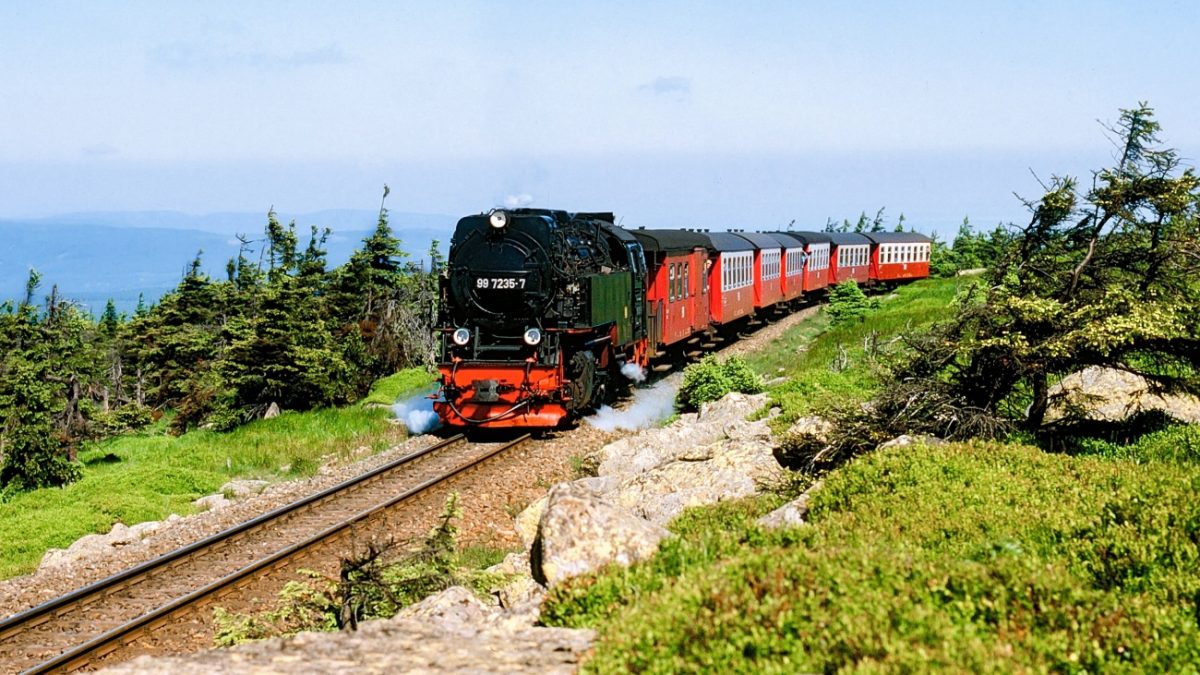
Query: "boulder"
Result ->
[[193, 493, 231, 512], [757, 481, 823, 530], [608, 429, 780, 526], [493, 576, 547, 628], [592, 409, 779, 525], [784, 415, 833, 440], [486, 551, 531, 577], [393, 586, 499, 636], [263, 402, 282, 419], [877, 434, 948, 451], [1048, 366, 1200, 424], [220, 479, 269, 500], [514, 477, 616, 549], [595, 392, 769, 481], [534, 482, 671, 586]]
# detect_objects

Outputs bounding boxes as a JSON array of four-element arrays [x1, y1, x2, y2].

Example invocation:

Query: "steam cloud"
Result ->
[[392, 389, 443, 435], [504, 193, 534, 208], [620, 362, 647, 383], [585, 375, 680, 433]]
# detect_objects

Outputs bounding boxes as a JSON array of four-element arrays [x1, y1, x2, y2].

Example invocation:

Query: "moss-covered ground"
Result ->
[[543, 436, 1200, 672]]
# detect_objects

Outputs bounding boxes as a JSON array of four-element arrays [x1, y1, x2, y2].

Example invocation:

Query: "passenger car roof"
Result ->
[[861, 231, 933, 244], [784, 231, 834, 246], [631, 229, 711, 253], [826, 232, 873, 246], [706, 231, 755, 252]]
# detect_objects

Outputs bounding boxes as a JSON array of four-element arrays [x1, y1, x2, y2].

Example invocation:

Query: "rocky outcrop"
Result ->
[[39, 516, 182, 570], [514, 476, 616, 549], [192, 494, 231, 512], [594, 392, 771, 482], [102, 588, 595, 674], [220, 479, 269, 499], [533, 482, 671, 586], [519, 391, 783, 586], [1048, 366, 1200, 423], [757, 481, 823, 531], [607, 418, 779, 526]]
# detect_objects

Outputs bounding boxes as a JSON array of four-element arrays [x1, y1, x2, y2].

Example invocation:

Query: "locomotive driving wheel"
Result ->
[[565, 351, 596, 411]]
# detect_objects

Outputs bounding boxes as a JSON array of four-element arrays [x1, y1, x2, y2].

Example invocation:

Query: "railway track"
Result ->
[[0, 433, 530, 674]]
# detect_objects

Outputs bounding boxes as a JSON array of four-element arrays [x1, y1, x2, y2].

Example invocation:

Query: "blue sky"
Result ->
[[2, 1, 1198, 236]]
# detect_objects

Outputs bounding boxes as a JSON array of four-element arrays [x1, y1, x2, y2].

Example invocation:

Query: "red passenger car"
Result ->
[[731, 232, 785, 310], [827, 232, 872, 285], [786, 231, 833, 294], [706, 232, 755, 325], [768, 232, 808, 302], [864, 231, 932, 282], [632, 229, 712, 351]]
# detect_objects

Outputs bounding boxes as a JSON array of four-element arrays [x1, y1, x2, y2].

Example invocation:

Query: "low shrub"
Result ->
[[825, 280, 879, 325], [543, 442, 1200, 672], [677, 355, 763, 411]]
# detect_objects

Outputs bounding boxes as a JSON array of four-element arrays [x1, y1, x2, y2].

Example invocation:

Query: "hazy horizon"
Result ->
[[3, 2, 1198, 242]]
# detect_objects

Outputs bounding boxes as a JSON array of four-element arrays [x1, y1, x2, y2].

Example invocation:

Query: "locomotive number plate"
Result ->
[[475, 277, 526, 290]]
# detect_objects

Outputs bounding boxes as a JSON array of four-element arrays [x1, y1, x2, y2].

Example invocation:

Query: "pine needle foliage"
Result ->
[[0, 187, 440, 492]]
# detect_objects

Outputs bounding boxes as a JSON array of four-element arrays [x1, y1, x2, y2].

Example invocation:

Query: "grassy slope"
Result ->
[[541, 278, 1200, 671], [0, 369, 434, 579], [744, 277, 962, 426]]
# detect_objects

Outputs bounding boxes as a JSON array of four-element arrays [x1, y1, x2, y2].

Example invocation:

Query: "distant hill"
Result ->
[[0, 210, 457, 315]]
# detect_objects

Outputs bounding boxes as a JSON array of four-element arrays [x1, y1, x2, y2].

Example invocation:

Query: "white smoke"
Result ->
[[392, 389, 443, 435], [620, 362, 647, 383], [504, 193, 534, 208], [585, 375, 680, 433]]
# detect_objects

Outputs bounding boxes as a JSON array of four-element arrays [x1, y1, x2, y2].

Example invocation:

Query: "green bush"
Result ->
[[90, 406, 154, 436], [543, 441, 1200, 672], [677, 355, 763, 411], [825, 280, 878, 325]]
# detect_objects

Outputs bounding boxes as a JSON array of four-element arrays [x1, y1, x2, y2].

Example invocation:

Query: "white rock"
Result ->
[[263, 402, 282, 419], [757, 481, 823, 530], [514, 476, 617, 549], [394, 586, 499, 637], [877, 434, 947, 451], [597, 412, 780, 526], [486, 551, 531, 577], [595, 392, 769, 482], [493, 576, 547, 629], [785, 415, 833, 439], [192, 493, 231, 512], [534, 482, 671, 586], [219, 479, 269, 500]]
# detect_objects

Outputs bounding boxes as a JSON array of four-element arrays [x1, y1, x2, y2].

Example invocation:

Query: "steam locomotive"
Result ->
[[433, 208, 931, 429]]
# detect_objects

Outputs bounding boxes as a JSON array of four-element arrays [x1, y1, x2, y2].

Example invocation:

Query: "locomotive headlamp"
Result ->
[[452, 327, 471, 346], [523, 327, 542, 346], [489, 210, 509, 229]]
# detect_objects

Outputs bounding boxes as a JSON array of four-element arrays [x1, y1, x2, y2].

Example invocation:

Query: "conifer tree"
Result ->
[[0, 271, 82, 491]]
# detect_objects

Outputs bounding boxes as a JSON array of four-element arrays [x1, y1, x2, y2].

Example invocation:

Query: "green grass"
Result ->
[[746, 277, 963, 427], [359, 368, 436, 406], [0, 369, 433, 580], [543, 439, 1200, 672]]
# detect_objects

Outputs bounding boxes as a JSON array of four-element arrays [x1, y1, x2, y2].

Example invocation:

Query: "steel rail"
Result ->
[[25, 433, 529, 674], [0, 434, 466, 646]]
